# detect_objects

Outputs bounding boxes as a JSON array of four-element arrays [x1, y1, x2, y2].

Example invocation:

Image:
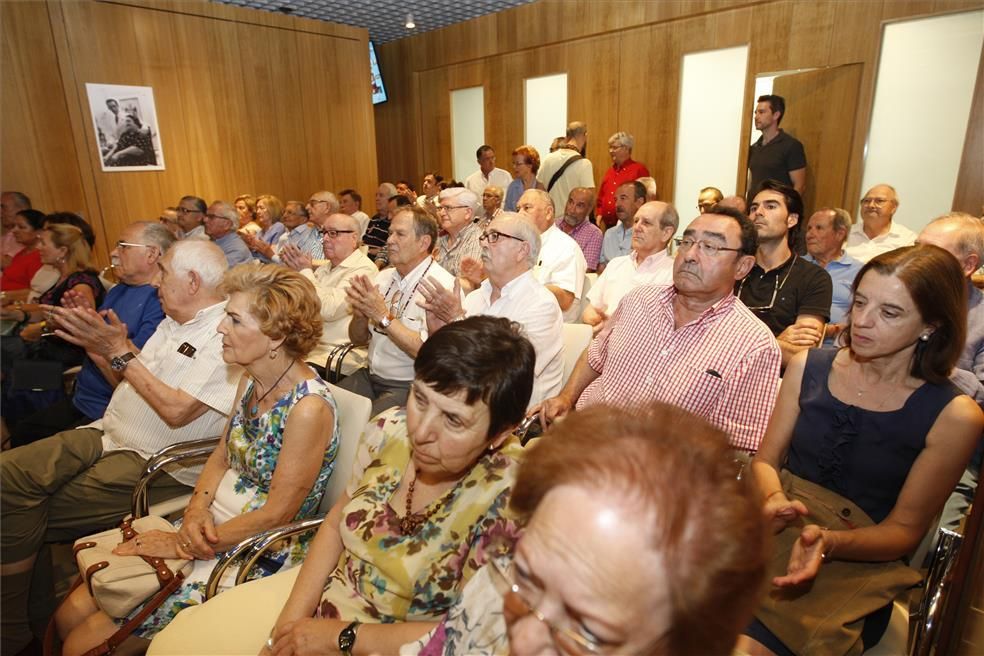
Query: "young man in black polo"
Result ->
[[747, 95, 807, 200], [738, 180, 832, 366]]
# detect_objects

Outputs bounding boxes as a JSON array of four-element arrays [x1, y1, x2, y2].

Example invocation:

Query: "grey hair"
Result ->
[[637, 177, 658, 200], [169, 239, 227, 289], [497, 212, 541, 269], [658, 202, 680, 232], [608, 131, 635, 150], [378, 182, 398, 197], [525, 188, 555, 215], [134, 221, 176, 252], [927, 212, 984, 260], [311, 191, 339, 214], [812, 207, 853, 235], [439, 187, 480, 214], [209, 201, 238, 222]]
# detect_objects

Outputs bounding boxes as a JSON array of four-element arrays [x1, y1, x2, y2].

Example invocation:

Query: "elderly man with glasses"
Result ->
[[175, 195, 209, 240], [435, 187, 483, 283], [203, 201, 253, 268], [845, 183, 916, 263], [280, 212, 376, 367], [538, 206, 781, 453], [740, 180, 832, 366], [419, 212, 564, 408]]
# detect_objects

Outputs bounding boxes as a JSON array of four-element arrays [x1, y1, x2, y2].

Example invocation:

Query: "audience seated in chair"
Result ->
[[147, 316, 536, 656], [204, 201, 253, 268], [845, 184, 917, 263], [0, 239, 243, 655], [280, 212, 376, 368], [740, 245, 983, 656], [516, 189, 587, 322], [583, 200, 678, 334], [339, 205, 459, 416], [53, 264, 338, 656], [598, 180, 646, 274], [539, 205, 780, 452], [739, 180, 833, 367], [419, 211, 564, 408], [404, 402, 769, 656], [556, 187, 602, 272], [7, 221, 173, 447], [802, 207, 863, 346]]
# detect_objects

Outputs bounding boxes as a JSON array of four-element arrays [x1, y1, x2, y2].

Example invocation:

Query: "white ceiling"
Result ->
[[212, 0, 535, 43]]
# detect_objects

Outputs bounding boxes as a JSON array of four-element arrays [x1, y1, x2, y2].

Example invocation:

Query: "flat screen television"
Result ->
[[370, 41, 387, 105]]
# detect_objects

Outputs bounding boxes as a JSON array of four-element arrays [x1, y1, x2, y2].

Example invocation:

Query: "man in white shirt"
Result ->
[[419, 212, 564, 408], [464, 145, 512, 220], [845, 184, 917, 263], [537, 121, 596, 217], [280, 213, 376, 367], [584, 201, 678, 333], [599, 180, 646, 272], [341, 206, 459, 415], [176, 195, 209, 241], [516, 189, 587, 323], [0, 240, 242, 654], [338, 189, 369, 239]]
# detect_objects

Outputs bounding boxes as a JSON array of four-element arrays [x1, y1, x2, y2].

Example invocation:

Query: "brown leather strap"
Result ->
[[84, 562, 110, 597], [119, 518, 136, 542], [79, 571, 186, 656], [139, 555, 175, 587], [73, 540, 97, 556]]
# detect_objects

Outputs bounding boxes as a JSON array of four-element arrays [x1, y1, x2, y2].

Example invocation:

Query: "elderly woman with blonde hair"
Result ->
[[54, 264, 340, 656]]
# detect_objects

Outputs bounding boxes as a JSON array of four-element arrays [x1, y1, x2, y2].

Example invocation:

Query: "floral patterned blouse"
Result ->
[[128, 376, 339, 639], [316, 406, 522, 624]]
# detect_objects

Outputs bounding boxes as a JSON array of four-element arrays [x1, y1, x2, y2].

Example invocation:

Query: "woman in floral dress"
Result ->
[[54, 265, 338, 655]]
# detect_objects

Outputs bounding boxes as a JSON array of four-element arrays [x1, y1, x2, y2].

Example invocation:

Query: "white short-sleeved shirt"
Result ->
[[368, 257, 458, 381], [463, 271, 564, 408], [534, 225, 587, 323], [94, 301, 243, 484], [587, 249, 674, 314], [302, 249, 378, 363], [844, 220, 917, 263]]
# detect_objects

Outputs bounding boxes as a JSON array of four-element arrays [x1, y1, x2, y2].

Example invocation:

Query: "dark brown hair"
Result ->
[[844, 244, 966, 384], [511, 403, 768, 655]]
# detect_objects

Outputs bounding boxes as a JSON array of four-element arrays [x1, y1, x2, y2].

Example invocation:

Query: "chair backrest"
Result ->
[[322, 383, 373, 512], [574, 272, 598, 324], [561, 323, 593, 385]]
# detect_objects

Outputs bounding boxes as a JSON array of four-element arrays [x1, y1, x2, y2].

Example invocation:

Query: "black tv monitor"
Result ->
[[370, 41, 387, 105]]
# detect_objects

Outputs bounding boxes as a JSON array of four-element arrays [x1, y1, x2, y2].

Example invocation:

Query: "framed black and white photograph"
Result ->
[[85, 83, 165, 172]]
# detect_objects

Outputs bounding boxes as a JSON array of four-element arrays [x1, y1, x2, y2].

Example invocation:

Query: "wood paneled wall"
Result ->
[[375, 0, 983, 219], [1, 0, 377, 265]]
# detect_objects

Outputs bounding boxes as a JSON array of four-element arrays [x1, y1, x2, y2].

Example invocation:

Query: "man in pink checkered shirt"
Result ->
[[538, 206, 781, 451]]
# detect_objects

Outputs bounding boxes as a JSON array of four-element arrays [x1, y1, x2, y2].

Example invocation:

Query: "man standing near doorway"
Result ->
[[747, 94, 806, 199]]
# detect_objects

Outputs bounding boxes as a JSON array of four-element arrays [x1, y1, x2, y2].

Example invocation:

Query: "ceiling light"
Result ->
[[405, 12, 415, 29]]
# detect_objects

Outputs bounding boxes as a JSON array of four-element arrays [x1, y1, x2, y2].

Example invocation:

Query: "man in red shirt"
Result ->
[[596, 132, 650, 229]]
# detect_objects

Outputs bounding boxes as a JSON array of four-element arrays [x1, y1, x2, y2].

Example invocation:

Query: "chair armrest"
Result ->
[[204, 517, 325, 600], [130, 436, 221, 519], [325, 343, 361, 383], [909, 527, 963, 656]]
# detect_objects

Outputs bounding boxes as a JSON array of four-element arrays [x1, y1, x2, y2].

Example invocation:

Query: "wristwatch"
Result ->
[[110, 351, 136, 372], [377, 313, 394, 331], [338, 620, 361, 655]]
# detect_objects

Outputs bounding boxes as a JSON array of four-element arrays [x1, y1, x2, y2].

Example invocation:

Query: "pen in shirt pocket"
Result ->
[[705, 369, 722, 379]]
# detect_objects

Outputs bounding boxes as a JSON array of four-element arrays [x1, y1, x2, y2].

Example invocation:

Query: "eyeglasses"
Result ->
[[308, 199, 329, 207], [674, 237, 742, 258], [318, 228, 355, 239], [860, 197, 892, 206], [436, 205, 469, 214], [479, 230, 525, 244], [487, 557, 608, 655], [175, 207, 201, 215], [737, 254, 797, 312], [115, 241, 156, 251], [204, 213, 232, 222]]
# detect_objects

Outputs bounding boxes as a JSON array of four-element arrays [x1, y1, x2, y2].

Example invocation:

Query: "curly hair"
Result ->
[[221, 264, 323, 359]]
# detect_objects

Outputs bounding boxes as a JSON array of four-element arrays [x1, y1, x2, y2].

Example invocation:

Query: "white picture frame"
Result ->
[[85, 83, 165, 172]]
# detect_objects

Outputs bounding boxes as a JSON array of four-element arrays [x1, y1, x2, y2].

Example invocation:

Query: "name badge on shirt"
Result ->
[[177, 342, 197, 358]]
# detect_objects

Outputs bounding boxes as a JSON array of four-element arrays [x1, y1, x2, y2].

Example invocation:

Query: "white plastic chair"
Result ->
[[561, 323, 592, 386]]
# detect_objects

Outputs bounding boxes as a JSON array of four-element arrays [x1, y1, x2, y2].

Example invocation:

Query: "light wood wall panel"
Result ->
[[375, 0, 983, 220], [2, 0, 376, 265]]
